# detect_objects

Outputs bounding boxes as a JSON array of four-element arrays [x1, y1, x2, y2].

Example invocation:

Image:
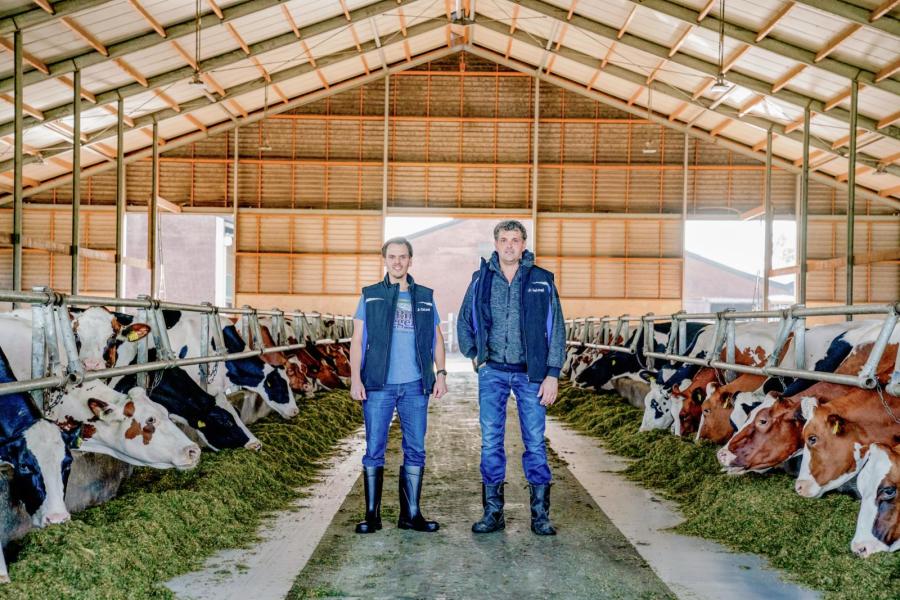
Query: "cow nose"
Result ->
[[83, 359, 105, 371], [245, 439, 263, 451], [183, 444, 201, 466], [284, 405, 300, 419], [852, 541, 875, 558], [43, 512, 71, 526], [795, 479, 814, 497], [716, 447, 732, 466]]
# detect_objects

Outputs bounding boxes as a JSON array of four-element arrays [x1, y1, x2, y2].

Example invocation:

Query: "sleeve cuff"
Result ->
[[546, 367, 561, 378]]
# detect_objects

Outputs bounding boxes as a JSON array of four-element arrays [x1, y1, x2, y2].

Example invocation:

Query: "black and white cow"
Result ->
[[113, 349, 261, 451], [0, 347, 71, 583], [0, 315, 201, 472], [117, 311, 298, 420]]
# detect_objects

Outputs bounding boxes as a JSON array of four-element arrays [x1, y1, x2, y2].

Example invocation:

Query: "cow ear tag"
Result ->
[[127, 330, 143, 342], [831, 421, 840, 434], [197, 420, 205, 428]]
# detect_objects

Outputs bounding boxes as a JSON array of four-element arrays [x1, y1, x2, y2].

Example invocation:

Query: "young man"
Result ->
[[349, 237, 448, 534], [457, 220, 565, 536]]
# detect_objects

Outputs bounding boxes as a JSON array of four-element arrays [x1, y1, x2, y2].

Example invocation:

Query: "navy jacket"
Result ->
[[457, 251, 565, 383], [359, 274, 437, 395]]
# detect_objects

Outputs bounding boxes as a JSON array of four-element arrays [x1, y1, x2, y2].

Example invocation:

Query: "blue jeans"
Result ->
[[362, 379, 429, 468], [478, 365, 552, 485]]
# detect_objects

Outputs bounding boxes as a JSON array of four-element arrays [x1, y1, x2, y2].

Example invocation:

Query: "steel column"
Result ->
[[115, 96, 126, 297], [763, 129, 773, 310], [531, 77, 540, 251], [71, 68, 81, 293], [798, 107, 810, 305], [149, 121, 159, 297], [232, 127, 239, 306], [12, 29, 23, 293], [381, 74, 390, 240], [682, 132, 689, 307], [846, 80, 859, 314]]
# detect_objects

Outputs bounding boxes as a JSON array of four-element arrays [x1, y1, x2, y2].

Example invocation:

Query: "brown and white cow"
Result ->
[[720, 327, 899, 475], [794, 345, 900, 498], [851, 443, 900, 557], [670, 322, 781, 437], [696, 374, 768, 444]]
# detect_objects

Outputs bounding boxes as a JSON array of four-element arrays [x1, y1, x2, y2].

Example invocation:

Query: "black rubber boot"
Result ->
[[354, 466, 383, 534], [397, 465, 439, 532], [472, 482, 505, 534], [529, 483, 557, 536]]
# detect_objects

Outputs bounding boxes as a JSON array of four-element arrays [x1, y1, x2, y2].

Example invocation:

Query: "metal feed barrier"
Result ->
[[0, 287, 353, 412], [566, 302, 900, 393]]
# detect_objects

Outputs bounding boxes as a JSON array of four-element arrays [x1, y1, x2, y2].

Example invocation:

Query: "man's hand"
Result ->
[[433, 373, 448, 399], [350, 378, 367, 402], [537, 375, 558, 407]]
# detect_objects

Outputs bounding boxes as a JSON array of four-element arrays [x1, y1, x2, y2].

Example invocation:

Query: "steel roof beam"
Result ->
[[0, 0, 414, 137], [0, 18, 447, 173], [0, 0, 113, 35], [0, 0, 414, 94], [0, 43, 461, 206], [510, 0, 900, 142], [463, 43, 900, 212], [477, 17, 899, 176], [790, 0, 900, 39], [613, 0, 900, 97]]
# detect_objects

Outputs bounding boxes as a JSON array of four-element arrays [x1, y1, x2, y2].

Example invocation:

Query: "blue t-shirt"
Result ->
[[354, 291, 440, 384]]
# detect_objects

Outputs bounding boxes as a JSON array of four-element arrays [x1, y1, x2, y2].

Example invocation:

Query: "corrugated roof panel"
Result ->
[[19, 21, 96, 65]]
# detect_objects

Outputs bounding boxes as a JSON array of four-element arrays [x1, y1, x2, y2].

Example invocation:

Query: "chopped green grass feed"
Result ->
[[548, 384, 900, 600], [0, 391, 362, 600]]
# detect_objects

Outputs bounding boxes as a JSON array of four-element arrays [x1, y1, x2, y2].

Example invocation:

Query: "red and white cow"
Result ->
[[0, 315, 201, 471], [851, 443, 900, 557], [719, 321, 896, 475], [794, 338, 900, 498]]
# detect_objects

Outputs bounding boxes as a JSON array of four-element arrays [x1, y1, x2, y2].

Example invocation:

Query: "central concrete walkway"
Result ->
[[288, 367, 674, 600]]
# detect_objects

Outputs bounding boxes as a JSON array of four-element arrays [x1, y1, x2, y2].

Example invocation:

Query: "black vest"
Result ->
[[360, 274, 436, 395], [470, 259, 556, 383]]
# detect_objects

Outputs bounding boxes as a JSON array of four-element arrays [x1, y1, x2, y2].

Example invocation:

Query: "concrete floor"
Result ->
[[288, 367, 674, 600], [168, 356, 821, 600]]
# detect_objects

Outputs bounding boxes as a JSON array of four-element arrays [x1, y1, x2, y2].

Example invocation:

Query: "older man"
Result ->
[[457, 220, 565, 535], [349, 237, 447, 534]]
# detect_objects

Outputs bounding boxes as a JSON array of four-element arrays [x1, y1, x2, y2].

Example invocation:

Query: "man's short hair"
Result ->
[[493, 220, 527, 242], [381, 237, 413, 257]]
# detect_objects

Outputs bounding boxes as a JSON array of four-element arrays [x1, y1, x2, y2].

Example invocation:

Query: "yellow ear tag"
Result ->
[[127, 330, 143, 342], [197, 420, 205, 428], [831, 422, 840, 434]]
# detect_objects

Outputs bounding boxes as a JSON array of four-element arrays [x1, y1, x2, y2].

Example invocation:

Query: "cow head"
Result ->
[[114, 368, 261, 452], [794, 397, 870, 498], [671, 380, 710, 437], [71, 307, 151, 370], [574, 351, 637, 390], [717, 393, 805, 474], [698, 385, 738, 444], [77, 387, 201, 470], [851, 444, 900, 557], [640, 380, 674, 432], [1, 420, 72, 528], [221, 326, 299, 419]]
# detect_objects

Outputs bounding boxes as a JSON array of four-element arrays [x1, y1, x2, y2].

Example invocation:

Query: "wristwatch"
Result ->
[[436, 369, 448, 377]]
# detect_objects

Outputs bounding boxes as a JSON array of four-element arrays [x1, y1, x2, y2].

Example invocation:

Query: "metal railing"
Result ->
[[0, 287, 353, 406], [566, 302, 900, 391]]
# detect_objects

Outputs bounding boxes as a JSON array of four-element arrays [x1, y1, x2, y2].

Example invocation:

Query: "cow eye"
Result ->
[[879, 486, 896, 501], [702, 408, 710, 415], [146, 417, 157, 426], [807, 435, 817, 447], [758, 418, 767, 426]]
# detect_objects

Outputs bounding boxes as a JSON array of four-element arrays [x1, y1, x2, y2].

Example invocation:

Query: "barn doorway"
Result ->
[[124, 213, 234, 306], [683, 219, 796, 312]]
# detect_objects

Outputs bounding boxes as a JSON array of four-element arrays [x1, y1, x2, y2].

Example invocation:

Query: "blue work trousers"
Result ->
[[478, 365, 551, 485], [362, 379, 428, 468]]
